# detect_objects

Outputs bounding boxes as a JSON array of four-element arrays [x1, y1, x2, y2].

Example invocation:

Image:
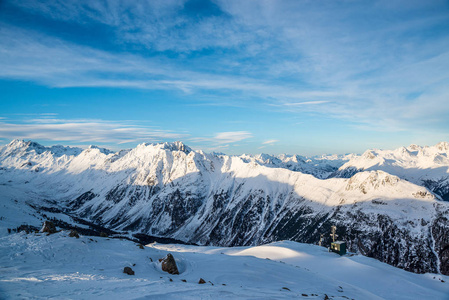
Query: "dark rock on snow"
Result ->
[[16, 224, 39, 234], [159, 253, 179, 275], [41, 221, 57, 234], [69, 230, 79, 238], [123, 267, 134, 275]]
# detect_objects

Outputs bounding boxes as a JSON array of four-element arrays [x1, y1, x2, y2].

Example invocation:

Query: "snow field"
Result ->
[[1, 232, 448, 300]]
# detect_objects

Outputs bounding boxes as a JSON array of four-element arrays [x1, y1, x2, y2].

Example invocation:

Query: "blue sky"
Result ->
[[0, 0, 448, 155]]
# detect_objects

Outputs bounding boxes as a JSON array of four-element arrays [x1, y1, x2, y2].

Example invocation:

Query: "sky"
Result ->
[[0, 0, 448, 155]]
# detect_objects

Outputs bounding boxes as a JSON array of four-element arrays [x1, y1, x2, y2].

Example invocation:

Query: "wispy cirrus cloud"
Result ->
[[0, 118, 187, 146], [188, 131, 252, 145], [0, 117, 255, 152], [0, 23, 334, 106], [214, 131, 252, 144], [1, 0, 448, 146]]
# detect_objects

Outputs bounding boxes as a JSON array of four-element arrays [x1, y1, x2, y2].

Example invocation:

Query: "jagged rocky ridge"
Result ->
[[1, 139, 449, 275]]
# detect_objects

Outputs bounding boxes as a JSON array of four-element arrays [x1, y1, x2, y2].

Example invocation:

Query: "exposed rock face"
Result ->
[[422, 177, 449, 201], [68, 230, 79, 238], [123, 267, 134, 275], [41, 221, 57, 234], [159, 253, 179, 275], [431, 215, 449, 274], [198, 278, 206, 284]]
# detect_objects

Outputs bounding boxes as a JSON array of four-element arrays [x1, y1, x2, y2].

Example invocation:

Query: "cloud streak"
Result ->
[[0, 117, 255, 152], [0, 118, 187, 146], [263, 140, 278, 145], [1, 0, 448, 141], [214, 131, 253, 144]]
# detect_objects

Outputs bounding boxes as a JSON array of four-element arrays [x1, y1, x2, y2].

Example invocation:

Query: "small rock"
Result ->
[[169, 278, 173, 282], [302, 294, 308, 297], [123, 267, 134, 275], [324, 294, 329, 300], [68, 230, 79, 238], [198, 278, 206, 284], [282, 287, 290, 291], [41, 221, 57, 234], [159, 253, 179, 275], [138, 244, 145, 249], [181, 279, 187, 282]]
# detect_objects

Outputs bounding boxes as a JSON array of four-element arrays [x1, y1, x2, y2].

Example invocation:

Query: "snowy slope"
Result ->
[[334, 142, 449, 201], [1, 139, 449, 276], [0, 231, 448, 299]]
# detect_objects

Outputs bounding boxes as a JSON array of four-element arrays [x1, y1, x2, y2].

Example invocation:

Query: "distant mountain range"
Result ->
[[1, 139, 448, 275]]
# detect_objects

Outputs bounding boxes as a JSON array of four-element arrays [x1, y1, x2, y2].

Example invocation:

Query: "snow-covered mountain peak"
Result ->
[[394, 146, 411, 156], [346, 170, 400, 192], [86, 145, 114, 155], [1, 139, 82, 158], [6, 138, 28, 148], [435, 141, 449, 152], [4, 139, 47, 153], [407, 144, 422, 152], [136, 141, 192, 155], [362, 150, 377, 160]]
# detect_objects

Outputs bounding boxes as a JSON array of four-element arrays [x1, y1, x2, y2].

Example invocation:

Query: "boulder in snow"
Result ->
[[159, 253, 179, 275], [41, 221, 56, 234], [69, 230, 79, 238], [123, 267, 135, 275]]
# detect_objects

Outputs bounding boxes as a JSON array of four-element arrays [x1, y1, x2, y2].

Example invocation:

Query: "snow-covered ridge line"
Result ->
[[2, 139, 448, 177]]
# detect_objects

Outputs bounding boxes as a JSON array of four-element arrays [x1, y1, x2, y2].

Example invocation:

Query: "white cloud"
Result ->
[[262, 140, 278, 145], [186, 131, 253, 151], [0, 118, 187, 145], [0, 118, 255, 152], [214, 131, 253, 144]]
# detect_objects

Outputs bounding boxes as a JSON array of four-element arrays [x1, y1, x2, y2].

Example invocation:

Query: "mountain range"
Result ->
[[1, 139, 448, 275]]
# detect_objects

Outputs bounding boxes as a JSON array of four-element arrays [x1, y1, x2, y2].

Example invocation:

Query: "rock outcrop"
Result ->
[[41, 221, 57, 234], [159, 253, 179, 275]]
